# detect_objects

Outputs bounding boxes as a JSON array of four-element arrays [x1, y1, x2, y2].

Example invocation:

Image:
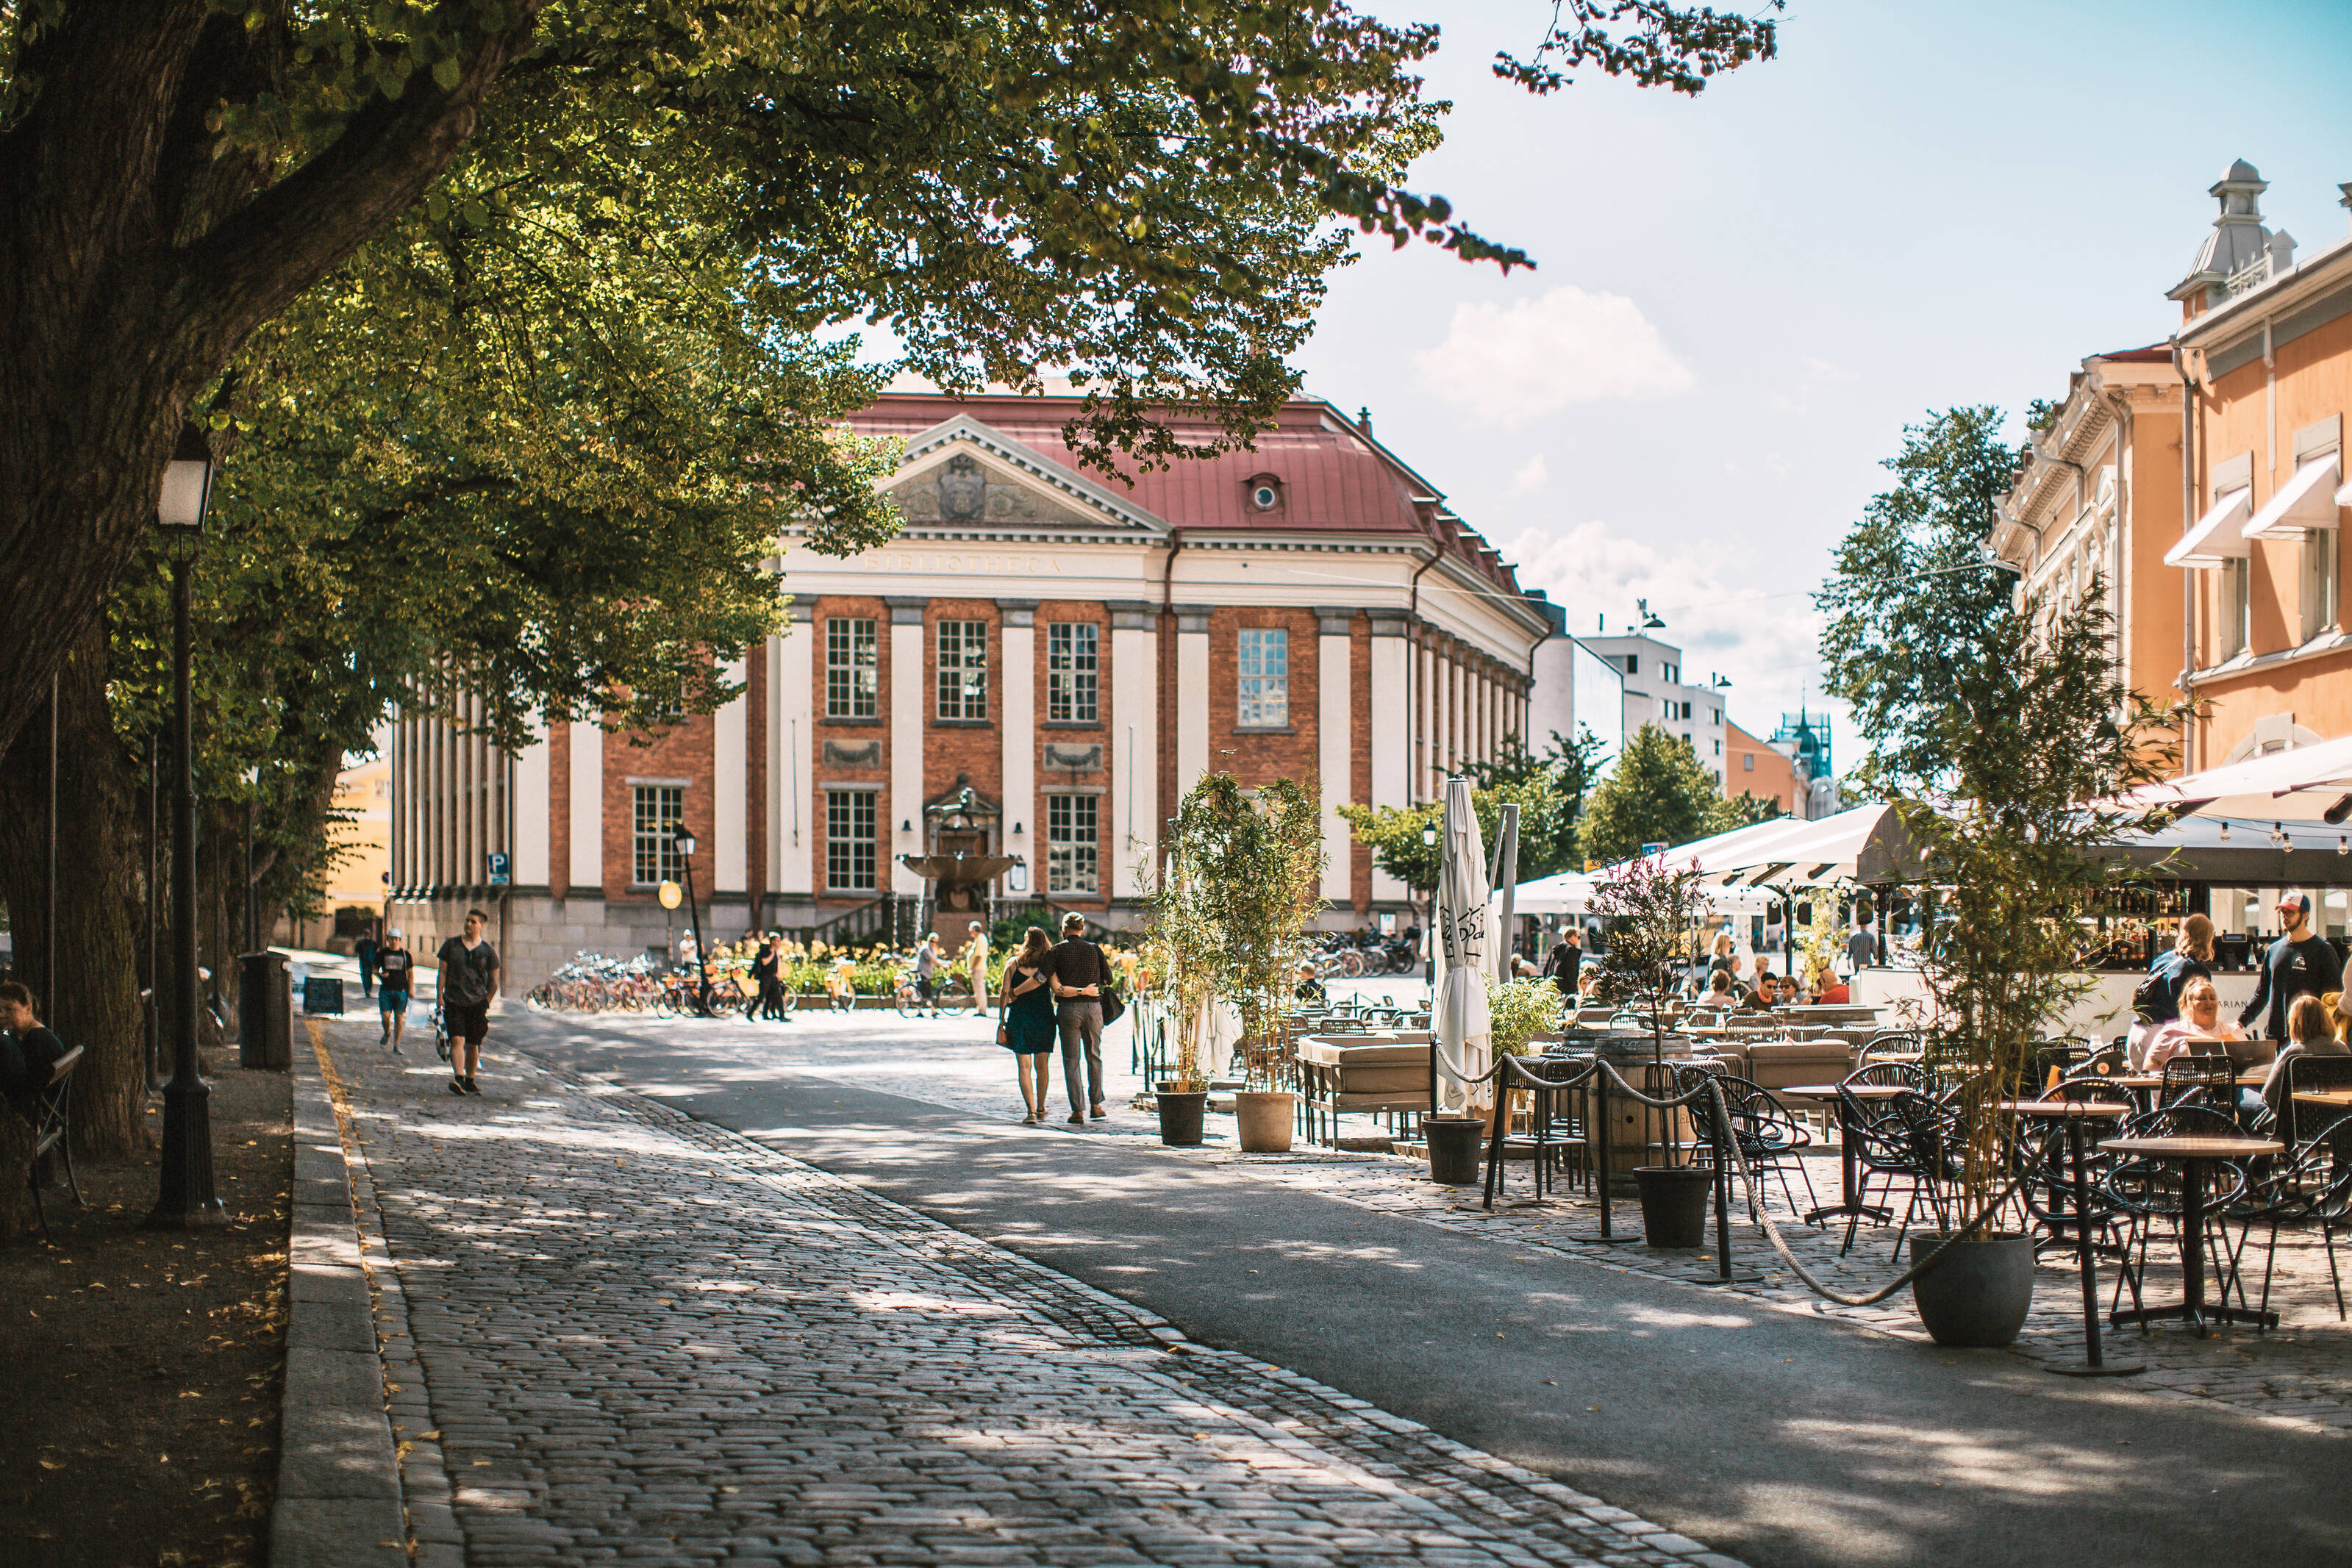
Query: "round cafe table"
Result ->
[[2099, 1134, 2282, 1337], [1999, 1100, 2140, 1375], [1778, 1084, 1906, 1244]]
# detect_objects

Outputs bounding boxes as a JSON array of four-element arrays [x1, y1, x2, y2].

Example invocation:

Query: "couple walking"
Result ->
[[999, 913, 1114, 1126]]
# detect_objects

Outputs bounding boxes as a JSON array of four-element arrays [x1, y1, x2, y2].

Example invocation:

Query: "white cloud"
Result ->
[[1415, 287, 1695, 427], [1505, 453, 1550, 498], [1769, 355, 1862, 415], [1502, 520, 1833, 748]]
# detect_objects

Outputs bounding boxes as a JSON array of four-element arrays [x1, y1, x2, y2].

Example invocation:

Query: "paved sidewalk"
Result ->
[[315, 1020, 1745, 1568], [511, 1008, 2352, 1439]]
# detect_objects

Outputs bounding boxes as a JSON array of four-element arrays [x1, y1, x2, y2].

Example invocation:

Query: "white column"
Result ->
[[1369, 617, 1409, 903], [1110, 609, 1158, 899], [888, 600, 926, 895], [1176, 606, 1209, 795], [513, 716, 551, 889], [1316, 612, 1352, 906], [774, 620, 812, 898], [999, 602, 1037, 892], [713, 654, 748, 894], [568, 720, 603, 894]]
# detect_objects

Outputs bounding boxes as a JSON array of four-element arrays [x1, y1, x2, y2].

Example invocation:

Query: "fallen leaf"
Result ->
[[37, 1459, 62, 1471]]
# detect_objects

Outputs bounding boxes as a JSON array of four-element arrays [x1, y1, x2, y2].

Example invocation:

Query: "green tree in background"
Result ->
[[1577, 723, 1733, 865], [1815, 407, 2025, 795], [1338, 728, 1603, 895]]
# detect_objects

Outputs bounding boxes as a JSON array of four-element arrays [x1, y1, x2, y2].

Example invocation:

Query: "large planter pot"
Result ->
[[1632, 1165, 1713, 1248], [1424, 1115, 1487, 1184], [1909, 1234, 2036, 1347], [1154, 1091, 1207, 1148], [1234, 1091, 1295, 1153]]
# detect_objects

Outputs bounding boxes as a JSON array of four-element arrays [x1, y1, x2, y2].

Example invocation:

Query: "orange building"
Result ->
[[2165, 161, 2352, 769], [1725, 721, 1806, 815], [1991, 347, 2184, 715]]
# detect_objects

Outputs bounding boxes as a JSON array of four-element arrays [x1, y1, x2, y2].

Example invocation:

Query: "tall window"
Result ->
[[1237, 628, 1289, 728], [1047, 622, 1098, 722], [826, 618, 878, 717], [2302, 532, 2340, 644], [632, 786, 684, 885], [1047, 794, 1098, 894], [2219, 560, 2251, 662], [826, 790, 877, 891], [937, 620, 988, 720]]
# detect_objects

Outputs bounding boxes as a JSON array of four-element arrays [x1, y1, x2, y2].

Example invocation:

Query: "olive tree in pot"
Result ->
[[1161, 774, 1326, 1152], [1143, 836, 1215, 1146], [1864, 590, 2178, 1345], [1589, 852, 1713, 1243]]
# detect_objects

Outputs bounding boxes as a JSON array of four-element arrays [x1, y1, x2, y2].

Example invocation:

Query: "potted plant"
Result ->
[[1178, 776, 1325, 1153], [1142, 842, 1213, 1146], [1881, 590, 2179, 1346], [1589, 851, 1712, 1245]]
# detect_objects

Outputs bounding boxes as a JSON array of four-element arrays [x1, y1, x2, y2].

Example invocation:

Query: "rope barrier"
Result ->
[[1476, 1050, 2032, 1306]]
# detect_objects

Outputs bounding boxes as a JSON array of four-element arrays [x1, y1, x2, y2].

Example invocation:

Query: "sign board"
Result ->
[[485, 851, 511, 887], [658, 880, 683, 910], [1640, 842, 1668, 859], [302, 977, 346, 1016], [1007, 862, 1028, 893]]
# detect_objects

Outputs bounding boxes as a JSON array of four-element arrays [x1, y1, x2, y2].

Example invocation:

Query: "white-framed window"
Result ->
[[2220, 560, 2251, 661], [826, 618, 878, 717], [1047, 622, 1099, 722], [2302, 532, 2340, 644], [1713, 738, 1722, 756], [826, 790, 877, 891], [1047, 794, 1098, 894], [1237, 627, 1290, 728], [632, 785, 684, 886], [937, 620, 988, 720], [1742, 752, 1755, 773]]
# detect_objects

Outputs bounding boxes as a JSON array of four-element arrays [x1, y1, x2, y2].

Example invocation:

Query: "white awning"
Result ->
[[2243, 453, 2342, 539], [2164, 488, 2252, 568]]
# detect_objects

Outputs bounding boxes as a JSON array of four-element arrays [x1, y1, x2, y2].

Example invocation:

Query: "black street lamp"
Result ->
[[243, 763, 260, 954], [672, 827, 710, 1016], [150, 426, 226, 1230]]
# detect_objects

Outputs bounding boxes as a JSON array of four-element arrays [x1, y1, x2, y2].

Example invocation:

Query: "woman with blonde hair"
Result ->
[[2251, 992, 2351, 1125], [998, 926, 1059, 1124]]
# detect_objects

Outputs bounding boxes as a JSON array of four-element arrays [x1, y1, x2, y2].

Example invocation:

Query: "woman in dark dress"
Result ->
[[1000, 927, 1059, 1123]]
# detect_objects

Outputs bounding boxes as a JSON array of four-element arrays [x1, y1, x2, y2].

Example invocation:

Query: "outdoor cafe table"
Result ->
[[2099, 1135, 2283, 1337], [1999, 1100, 2138, 1375], [2295, 1089, 2352, 1109], [1778, 1084, 1906, 1232]]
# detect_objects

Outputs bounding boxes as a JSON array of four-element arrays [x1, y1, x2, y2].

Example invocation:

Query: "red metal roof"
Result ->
[[848, 392, 1520, 593]]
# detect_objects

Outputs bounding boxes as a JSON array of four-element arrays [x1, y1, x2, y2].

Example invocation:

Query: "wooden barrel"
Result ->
[[1577, 1034, 1698, 1186]]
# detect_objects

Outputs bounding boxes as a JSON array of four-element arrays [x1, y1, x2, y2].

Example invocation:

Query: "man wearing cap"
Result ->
[[376, 928, 416, 1051], [2240, 890, 2344, 1042]]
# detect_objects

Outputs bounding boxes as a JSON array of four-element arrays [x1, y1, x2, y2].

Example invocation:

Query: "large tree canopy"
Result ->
[[0, 0, 1778, 763]]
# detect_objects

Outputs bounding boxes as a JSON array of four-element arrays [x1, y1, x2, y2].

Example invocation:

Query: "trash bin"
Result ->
[[239, 951, 293, 1070]]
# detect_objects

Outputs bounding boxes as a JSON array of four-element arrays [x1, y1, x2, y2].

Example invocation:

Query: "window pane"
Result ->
[[1047, 622, 1099, 723], [632, 786, 684, 886], [826, 790, 876, 892], [1047, 794, 1098, 894], [826, 618, 878, 717], [1237, 628, 1289, 728], [936, 620, 988, 720]]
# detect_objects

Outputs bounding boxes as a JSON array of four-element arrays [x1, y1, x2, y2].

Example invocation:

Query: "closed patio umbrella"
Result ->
[[1433, 778, 1493, 1115]]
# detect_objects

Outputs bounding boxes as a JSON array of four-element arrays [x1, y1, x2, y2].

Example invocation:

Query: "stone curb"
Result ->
[[272, 1028, 409, 1568]]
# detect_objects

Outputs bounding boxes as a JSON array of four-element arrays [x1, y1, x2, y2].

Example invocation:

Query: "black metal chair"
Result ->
[[1481, 1056, 1590, 1209], [1685, 1069, 1818, 1222], [2161, 1053, 2238, 1114], [2221, 1109, 2352, 1323], [2276, 1054, 2352, 1147], [2102, 1103, 2251, 1325], [26, 1045, 85, 1245]]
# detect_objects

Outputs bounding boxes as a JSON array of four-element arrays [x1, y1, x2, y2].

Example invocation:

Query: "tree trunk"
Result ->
[[0, 618, 150, 1159]]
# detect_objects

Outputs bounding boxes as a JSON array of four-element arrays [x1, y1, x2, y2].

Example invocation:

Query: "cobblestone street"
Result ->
[[315, 1020, 1747, 1568], [508, 1005, 2352, 1440]]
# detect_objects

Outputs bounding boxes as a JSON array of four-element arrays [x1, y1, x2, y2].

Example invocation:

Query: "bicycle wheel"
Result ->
[[526, 982, 559, 1012], [652, 987, 679, 1020], [938, 975, 976, 1011], [893, 988, 921, 1019]]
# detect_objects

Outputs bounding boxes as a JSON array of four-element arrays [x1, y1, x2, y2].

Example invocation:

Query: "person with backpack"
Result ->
[[376, 929, 418, 1052], [2134, 913, 2216, 1027]]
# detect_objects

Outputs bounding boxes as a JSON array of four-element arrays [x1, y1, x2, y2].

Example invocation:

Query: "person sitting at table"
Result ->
[[1817, 970, 1853, 1006], [1704, 969, 1737, 1006], [2136, 974, 2242, 1072], [2249, 992, 2351, 1128]]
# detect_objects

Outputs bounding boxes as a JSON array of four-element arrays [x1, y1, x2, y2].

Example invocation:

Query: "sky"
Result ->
[[1287, 0, 2352, 774]]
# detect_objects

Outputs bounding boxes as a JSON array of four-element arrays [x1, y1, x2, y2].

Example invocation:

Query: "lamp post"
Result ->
[[242, 763, 260, 954], [150, 426, 226, 1229], [1420, 821, 1439, 974], [672, 827, 709, 1016]]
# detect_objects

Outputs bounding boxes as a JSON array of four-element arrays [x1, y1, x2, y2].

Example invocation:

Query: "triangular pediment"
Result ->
[[885, 416, 1168, 535]]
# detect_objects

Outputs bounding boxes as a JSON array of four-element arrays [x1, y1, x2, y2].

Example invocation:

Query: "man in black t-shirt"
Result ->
[[1045, 913, 1109, 1123], [2240, 890, 2344, 1041], [436, 909, 501, 1096], [376, 929, 418, 1051]]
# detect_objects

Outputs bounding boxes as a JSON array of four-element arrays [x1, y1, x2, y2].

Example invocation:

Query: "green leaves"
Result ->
[[1577, 723, 1728, 867]]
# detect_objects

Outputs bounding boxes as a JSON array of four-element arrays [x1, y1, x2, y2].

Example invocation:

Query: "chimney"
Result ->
[[2267, 229, 2298, 276], [1358, 406, 1373, 439]]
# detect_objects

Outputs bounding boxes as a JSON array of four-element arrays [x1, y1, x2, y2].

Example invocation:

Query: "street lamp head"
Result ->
[[1420, 824, 1439, 848], [672, 828, 698, 856], [157, 426, 218, 534]]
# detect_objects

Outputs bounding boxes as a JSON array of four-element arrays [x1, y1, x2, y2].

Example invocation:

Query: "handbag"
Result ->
[[996, 996, 1010, 1046], [1094, 942, 1126, 1027]]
